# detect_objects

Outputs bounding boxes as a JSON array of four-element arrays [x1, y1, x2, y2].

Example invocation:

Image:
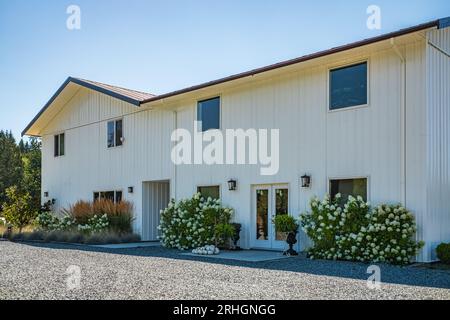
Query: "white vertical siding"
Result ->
[[425, 27, 450, 261], [41, 89, 175, 235]]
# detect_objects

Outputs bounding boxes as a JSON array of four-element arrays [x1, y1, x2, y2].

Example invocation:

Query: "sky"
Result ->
[[0, 0, 449, 140]]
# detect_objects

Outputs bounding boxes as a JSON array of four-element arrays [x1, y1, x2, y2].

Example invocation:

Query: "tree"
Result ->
[[2, 186, 37, 232], [21, 137, 41, 212], [0, 130, 23, 208]]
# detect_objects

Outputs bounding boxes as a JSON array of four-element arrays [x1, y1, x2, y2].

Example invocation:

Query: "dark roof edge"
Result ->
[[22, 77, 141, 136], [141, 18, 445, 104]]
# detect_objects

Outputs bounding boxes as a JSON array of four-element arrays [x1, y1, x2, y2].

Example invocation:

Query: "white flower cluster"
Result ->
[[192, 245, 220, 255], [78, 214, 109, 233], [158, 193, 233, 250], [300, 194, 423, 265]]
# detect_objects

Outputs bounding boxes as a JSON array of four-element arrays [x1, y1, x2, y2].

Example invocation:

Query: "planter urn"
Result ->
[[284, 231, 298, 256]]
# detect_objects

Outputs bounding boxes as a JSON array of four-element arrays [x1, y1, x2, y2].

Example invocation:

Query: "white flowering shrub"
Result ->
[[158, 193, 234, 250], [300, 194, 424, 265], [77, 214, 109, 233], [36, 212, 108, 234]]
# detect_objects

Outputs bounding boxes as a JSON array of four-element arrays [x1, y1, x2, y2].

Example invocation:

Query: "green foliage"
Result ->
[[300, 194, 424, 265], [0, 131, 24, 208], [436, 243, 450, 264], [159, 193, 234, 250], [273, 214, 298, 233], [2, 186, 38, 232]]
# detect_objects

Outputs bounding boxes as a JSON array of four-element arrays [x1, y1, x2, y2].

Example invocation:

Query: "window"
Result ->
[[93, 190, 123, 203], [197, 97, 220, 131], [330, 178, 367, 203], [107, 119, 123, 148], [197, 186, 220, 200], [329, 62, 367, 110], [54, 133, 65, 157]]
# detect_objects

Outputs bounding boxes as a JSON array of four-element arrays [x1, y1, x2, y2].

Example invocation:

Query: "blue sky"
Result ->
[[0, 0, 449, 139]]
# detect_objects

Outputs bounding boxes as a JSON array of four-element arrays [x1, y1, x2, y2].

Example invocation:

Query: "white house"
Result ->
[[23, 18, 450, 262]]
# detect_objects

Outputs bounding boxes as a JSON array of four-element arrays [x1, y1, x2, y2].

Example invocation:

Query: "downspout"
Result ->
[[173, 110, 178, 201], [390, 38, 407, 207]]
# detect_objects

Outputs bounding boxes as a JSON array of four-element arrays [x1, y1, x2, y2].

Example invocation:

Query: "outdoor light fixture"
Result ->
[[128, 186, 134, 193], [44, 191, 49, 197], [51, 199, 56, 205], [301, 174, 311, 188], [228, 179, 237, 191]]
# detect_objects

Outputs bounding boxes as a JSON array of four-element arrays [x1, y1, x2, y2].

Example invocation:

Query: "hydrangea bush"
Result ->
[[299, 194, 424, 265], [36, 212, 108, 233], [158, 193, 234, 250]]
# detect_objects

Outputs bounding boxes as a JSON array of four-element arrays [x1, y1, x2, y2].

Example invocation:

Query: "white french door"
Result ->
[[252, 184, 290, 250]]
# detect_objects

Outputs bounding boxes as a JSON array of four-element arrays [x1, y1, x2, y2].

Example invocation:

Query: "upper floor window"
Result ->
[[197, 185, 220, 200], [330, 178, 367, 203], [329, 62, 367, 110], [54, 133, 65, 157], [107, 119, 123, 148], [197, 97, 220, 132]]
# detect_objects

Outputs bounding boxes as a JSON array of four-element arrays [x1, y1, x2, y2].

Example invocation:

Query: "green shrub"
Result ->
[[67, 232, 85, 244], [44, 231, 61, 242], [2, 186, 38, 233], [11, 233, 25, 241], [24, 231, 45, 241], [436, 243, 450, 264], [300, 194, 424, 265], [102, 233, 120, 244], [84, 234, 103, 244], [159, 193, 234, 250], [273, 214, 299, 233]]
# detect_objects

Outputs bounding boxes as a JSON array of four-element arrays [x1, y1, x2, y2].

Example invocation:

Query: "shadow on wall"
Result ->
[[17, 241, 450, 290]]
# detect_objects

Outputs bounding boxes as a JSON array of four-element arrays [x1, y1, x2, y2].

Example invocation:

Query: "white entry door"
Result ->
[[252, 184, 290, 250]]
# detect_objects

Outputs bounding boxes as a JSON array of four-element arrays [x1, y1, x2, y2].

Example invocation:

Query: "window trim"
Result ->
[[107, 118, 124, 149], [54, 132, 65, 157], [196, 95, 222, 132], [93, 190, 123, 203], [327, 176, 370, 202], [196, 184, 221, 200], [327, 59, 370, 113]]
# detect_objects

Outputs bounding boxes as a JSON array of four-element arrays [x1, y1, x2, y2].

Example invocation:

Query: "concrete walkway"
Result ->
[[183, 249, 291, 262], [89, 241, 161, 249]]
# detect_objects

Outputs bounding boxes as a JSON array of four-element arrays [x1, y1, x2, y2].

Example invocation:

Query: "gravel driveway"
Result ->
[[1, 241, 449, 300]]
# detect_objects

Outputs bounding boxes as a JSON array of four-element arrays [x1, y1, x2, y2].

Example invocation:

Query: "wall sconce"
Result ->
[[301, 174, 311, 188], [51, 198, 56, 205], [44, 192, 49, 197], [128, 186, 134, 193], [227, 179, 237, 191]]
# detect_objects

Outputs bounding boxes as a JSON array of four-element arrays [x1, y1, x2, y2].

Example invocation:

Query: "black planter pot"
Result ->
[[231, 223, 242, 250], [283, 231, 298, 256]]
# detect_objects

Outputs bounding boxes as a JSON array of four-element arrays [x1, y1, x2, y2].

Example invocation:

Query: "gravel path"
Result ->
[[1, 241, 449, 300]]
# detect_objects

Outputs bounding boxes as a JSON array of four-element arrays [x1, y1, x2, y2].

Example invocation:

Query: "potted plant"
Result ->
[[273, 214, 299, 256]]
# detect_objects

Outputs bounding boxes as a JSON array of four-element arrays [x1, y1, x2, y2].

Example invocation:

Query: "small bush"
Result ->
[[11, 233, 25, 241], [102, 233, 120, 244], [436, 243, 450, 264], [24, 231, 45, 241], [84, 234, 103, 244], [67, 232, 85, 244], [273, 214, 299, 233], [120, 233, 141, 243], [44, 231, 61, 242]]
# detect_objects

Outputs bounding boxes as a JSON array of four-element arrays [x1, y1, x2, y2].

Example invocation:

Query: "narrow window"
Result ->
[[54, 133, 65, 157], [93, 192, 100, 202], [115, 191, 123, 203], [197, 186, 220, 200], [115, 120, 123, 147], [197, 97, 220, 132], [107, 119, 123, 148], [330, 178, 368, 203], [330, 62, 367, 110]]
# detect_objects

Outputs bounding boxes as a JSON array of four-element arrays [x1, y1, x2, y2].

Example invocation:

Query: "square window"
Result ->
[[197, 186, 220, 200], [330, 62, 367, 110], [197, 97, 220, 132], [330, 178, 367, 203]]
